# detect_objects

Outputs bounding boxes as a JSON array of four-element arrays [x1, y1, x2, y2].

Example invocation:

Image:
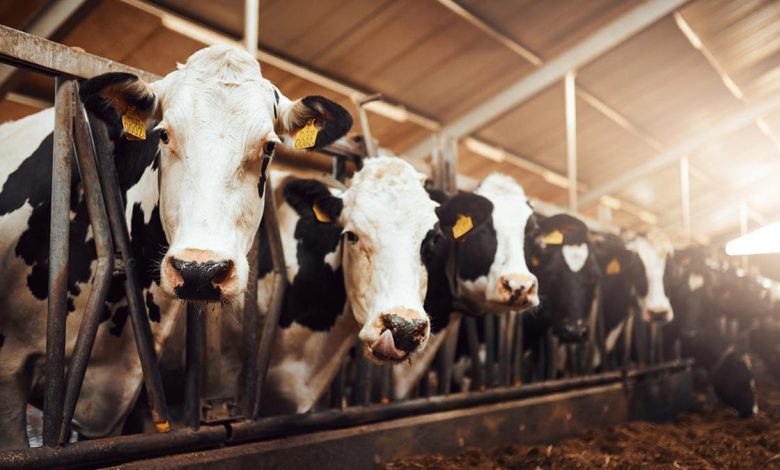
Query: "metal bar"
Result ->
[[242, 232, 261, 418], [380, 365, 393, 404], [580, 91, 780, 206], [545, 330, 557, 380], [89, 117, 170, 431], [464, 317, 484, 390], [354, 94, 380, 158], [404, 0, 687, 159], [739, 201, 749, 270], [185, 303, 206, 429], [58, 93, 115, 444], [329, 361, 348, 409], [496, 314, 509, 386], [680, 155, 691, 241], [252, 178, 286, 419], [0, 25, 159, 82], [565, 71, 578, 212], [243, 0, 259, 56], [483, 315, 496, 388], [43, 77, 74, 447], [204, 308, 222, 401], [512, 312, 524, 385], [353, 351, 373, 407], [436, 315, 462, 395]]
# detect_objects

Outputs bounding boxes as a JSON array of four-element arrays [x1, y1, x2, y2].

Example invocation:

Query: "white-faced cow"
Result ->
[[217, 156, 440, 414], [625, 229, 675, 324], [0, 44, 351, 448], [392, 173, 541, 399]]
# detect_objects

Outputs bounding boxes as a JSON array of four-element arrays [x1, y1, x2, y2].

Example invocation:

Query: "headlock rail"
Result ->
[[0, 26, 691, 469]]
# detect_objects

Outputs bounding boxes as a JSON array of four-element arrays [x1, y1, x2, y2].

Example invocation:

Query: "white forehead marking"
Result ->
[[688, 273, 704, 292], [474, 173, 533, 223], [562, 243, 589, 273]]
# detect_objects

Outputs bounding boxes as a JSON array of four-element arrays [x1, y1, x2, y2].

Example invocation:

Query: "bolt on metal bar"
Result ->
[[58, 94, 116, 444], [252, 177, 286, 419], [43, 77, 74, 447], [89, 117, 170, 431], [185, 303, 206, 429]]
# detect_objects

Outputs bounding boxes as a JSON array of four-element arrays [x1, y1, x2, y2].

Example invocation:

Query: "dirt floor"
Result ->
[[387, 366, 780, 469]]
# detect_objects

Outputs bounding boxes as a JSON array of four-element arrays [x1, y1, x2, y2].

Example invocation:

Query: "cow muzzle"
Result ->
[[555, 319, 589, 343], [162, 249, 238, 302], [496, 274, 539, 309], [363, 309, 430, 364], [643, 307, 673, 323]]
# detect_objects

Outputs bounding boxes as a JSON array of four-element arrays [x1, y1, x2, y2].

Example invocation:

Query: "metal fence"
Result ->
[[0, 26, 685, 469]]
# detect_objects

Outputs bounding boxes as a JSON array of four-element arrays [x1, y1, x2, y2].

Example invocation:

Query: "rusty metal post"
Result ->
[[43, 77, 74, 447], [89, 116, 170, 431], [185, 303, 206, 429], [252, 177, 286, 419], [58, 95, 115, 444]]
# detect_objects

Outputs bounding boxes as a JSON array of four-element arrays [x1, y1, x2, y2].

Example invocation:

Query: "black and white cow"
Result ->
[[0, 44, 351, 448], [217, 156, 440, 414], [392, 173, 541, 398], [666, 247, 758, 418]]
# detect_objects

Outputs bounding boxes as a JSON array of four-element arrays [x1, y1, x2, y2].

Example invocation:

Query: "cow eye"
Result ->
[[263, 141, 277, 155], [159, 129, 169, 144], [345, 231, 359, 245]]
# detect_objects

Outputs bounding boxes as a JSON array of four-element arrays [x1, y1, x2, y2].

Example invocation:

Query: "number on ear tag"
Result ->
[[295, 119, 319, 149], [122, 107, 146, 141], [606, 258, 621, 275], [452, 214, 473, 240], [312, 202, 331, 223], [541, 229, 563, 246]]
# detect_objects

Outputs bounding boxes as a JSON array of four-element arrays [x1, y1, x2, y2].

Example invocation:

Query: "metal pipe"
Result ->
[[89, 117, 170, 431], [204, 308, 222, 400], [483, 315, 495, 388], [512, 313, 524, 385], [43, 77, 74, 447], [241, 232, 260, 418], [565, 71, 578, 212], [680, 155, 691, 241], [353, 94, 380, 158], [243, 0, 259, 56], [252, 178, 286, 419], [497, 314, 510, 385], [185, 303, 206, 429], [329, 361, 347, 409], [464, 316, 484, 390], [59, 95, 116, 444], [436, 315, 461, 395], [353, 351, 373, 407]]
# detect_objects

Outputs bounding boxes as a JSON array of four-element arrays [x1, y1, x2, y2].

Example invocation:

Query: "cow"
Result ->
[[519, 213, 601, 378], [591, 232, 648, 369], [665, 246, 758, 418], [392, 173, 541, 398], [213, 156, 441, 414], [0, 44, 352, 448]]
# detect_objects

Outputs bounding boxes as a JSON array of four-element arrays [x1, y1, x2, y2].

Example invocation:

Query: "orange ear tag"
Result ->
[[294, 119, 318, 149], [452, 214, 473, 240], [606, 258, 621, 275], [541, 229, 563, 246], [312, 202, 331, 223], [122, 107, 146, 141]]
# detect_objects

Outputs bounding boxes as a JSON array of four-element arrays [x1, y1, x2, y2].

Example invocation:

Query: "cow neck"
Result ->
[[444, 225, 490, 317]]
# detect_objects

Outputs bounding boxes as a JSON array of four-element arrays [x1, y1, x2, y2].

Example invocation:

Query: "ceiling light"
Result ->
[[725, 222, 780, 255]]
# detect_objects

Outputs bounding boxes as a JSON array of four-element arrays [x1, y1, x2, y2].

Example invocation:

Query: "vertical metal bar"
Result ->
[[59, 97, 115, 444], [329, 360, 347, 409], [242, 232, 260, 418], [244, 0, 259, 55], [353, 350, 373, 407], [497, 314, 510, 385], [680, 155, 691, 242], [204, 309, 222, 399], [512, 312, 524, 385], [739, 201, 749, 270], [332, 156, 347, 183], [252, 178, 286, 419], [565, 71, 578, 212], [431, 134, 443, 190], [418, 369, 431, 398], [436, 314, 462, 395], [353, 95, 379, 158], [44, 77, 74, 447], [89, 116, 170, 431], [443, 136, 458, 195], [464, 316, 484, 390], [545, 330, 557, 379], [483, 315, 495, 388], [380, 365, 393, 404], [185, 303, 206, 429]]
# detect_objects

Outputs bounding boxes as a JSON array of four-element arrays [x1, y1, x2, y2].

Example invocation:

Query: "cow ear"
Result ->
[[79, 73, 159, 131], [276, 95, 353, 150], [282, 178, 343, 224]]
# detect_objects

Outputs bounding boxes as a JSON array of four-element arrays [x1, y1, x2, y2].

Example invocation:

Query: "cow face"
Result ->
[[592, 233, 648, 325], [80, 45, 352, 305], [528, 214, 599, 343], [669, 247, 716, 335], [626, 231, 675, 323], [436, 174, 539, 314]]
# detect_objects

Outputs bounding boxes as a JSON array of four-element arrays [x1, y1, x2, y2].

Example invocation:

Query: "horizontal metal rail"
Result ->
[[0, 360, 692, 468]]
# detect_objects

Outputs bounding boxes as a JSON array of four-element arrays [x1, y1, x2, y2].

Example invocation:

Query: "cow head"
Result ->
[[528, 214, 599, 343], [435, 174, 539, 314], [287, 157, 439, 363], [592, 233, 648, 330], [80, 45, 352, 305], [669, 246, 716, 335], [625, 230, 675, 323]]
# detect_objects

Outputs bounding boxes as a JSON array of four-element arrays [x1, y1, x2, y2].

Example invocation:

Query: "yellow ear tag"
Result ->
[[121, 107, 146, 141], [294, 119, 319, 149], [531, 256, 540, 267], [606, 258, 621, 275], [452, 214, 473, 240], [312, 202, 331, 223], [541, 229, 563, 246]]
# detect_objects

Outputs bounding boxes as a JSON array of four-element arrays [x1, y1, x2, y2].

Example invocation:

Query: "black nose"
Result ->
[[380, 314, 429, 353], [170, 258, 231, 301], [557, 320, 589, 343], [647, 309, 670, 322]]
